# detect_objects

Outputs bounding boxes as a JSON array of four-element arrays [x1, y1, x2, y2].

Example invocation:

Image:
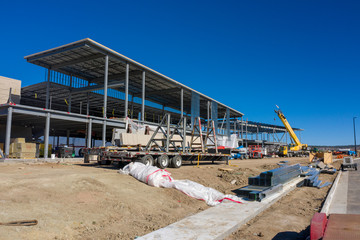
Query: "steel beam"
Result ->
[[72, 80, 125, 93], [4, 107, 13, 157], [142, 71, 145, 122], [44, 112, 50, 159], [125, 62, 129, 118], [87, 118, 92, 148]]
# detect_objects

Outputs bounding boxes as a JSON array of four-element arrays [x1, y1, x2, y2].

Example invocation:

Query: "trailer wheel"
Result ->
[[157, 155, 169, 169], [138, 155, 154, 166], [170, 155, 182, 168]]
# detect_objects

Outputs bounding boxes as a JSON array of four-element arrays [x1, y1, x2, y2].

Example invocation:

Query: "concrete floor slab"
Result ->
[[139, 177, 303, 240]]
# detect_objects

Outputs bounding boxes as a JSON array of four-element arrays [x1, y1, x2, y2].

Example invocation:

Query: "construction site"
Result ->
[[0, 39, 359, 240]]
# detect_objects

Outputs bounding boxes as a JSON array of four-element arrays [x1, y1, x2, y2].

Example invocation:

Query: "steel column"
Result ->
[[44, 112, 50, 159], [103, 56, 109, 118], [141, 71, 145, 122], [87, 118, 92, 148], [166, 113, 170, 152], [103, 56, 109, 147], [181, 88, 184, 118], [66, 130, 70, 146], [45, 69, 50, 109], [68, 75, 72, 112], [102, 120, 106, 147], [4, 107, 13, 157], [183, 116, 187, 152], [86, 81, 90, 115], [124, 62, 129, 118]]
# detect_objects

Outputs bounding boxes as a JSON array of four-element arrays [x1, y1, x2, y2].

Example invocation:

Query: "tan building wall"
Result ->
[[0, 76, 21, 104]]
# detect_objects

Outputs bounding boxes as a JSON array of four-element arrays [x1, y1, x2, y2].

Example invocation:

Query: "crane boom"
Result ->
[[275, 109, 301, 146], [275, 107, 307, 152]]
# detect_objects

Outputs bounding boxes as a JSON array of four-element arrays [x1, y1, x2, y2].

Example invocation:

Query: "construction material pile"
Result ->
[[235, 164, 301, 201], [5, 138, 36, 159], [299, 166, 332, 188]]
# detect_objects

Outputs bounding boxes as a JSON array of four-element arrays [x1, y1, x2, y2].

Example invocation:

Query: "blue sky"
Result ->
[[1, 0, 359, 145]]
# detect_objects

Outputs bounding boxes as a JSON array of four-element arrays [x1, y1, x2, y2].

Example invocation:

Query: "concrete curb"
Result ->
[[139, 177, 303, 240], [320, 170, 342, 215]]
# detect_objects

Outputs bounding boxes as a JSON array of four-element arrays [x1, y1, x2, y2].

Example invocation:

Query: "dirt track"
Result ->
[[0, 157, 335, 239]]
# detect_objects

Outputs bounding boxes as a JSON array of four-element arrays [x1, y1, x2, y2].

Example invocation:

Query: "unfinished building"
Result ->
[[0, 38, 302, 158]]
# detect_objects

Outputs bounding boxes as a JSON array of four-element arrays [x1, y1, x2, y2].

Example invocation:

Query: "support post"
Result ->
[[103, 56, 108, 118], [102, 120, 106, 147], [141, 71, 145, 122], [4, 107, 13, 157], [87, 118, 92, 148], [180, 88, 184, 118], [44, 112, 50, 159], [124, 62, 129, 118], [45, 69, 50, 109], [66, 130, 70, 146], [166, 113, 170, 152], [103, 56, 109, 147], [183, 116, 187, 152], [130, 95, 134, 118], [86, 81, 90, 115], [68, 75, 72, 112]]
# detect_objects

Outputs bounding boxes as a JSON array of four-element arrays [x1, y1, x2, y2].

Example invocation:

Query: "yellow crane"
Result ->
[[275, 106, 308, 157]]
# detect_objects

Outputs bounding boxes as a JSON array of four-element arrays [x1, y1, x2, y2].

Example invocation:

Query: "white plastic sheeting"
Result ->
[[119, 162, 242, 206], [217, 134, 239, 148]]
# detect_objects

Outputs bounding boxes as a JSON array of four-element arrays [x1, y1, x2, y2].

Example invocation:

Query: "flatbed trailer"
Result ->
[[83, 146, 230, 169]]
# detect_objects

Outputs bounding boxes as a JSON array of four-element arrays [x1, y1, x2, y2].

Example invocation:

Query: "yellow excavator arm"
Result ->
[[275, 107, 307, 151]]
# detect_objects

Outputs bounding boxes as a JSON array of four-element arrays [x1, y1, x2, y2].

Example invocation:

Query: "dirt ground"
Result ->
[[0, 157, 337, 240]]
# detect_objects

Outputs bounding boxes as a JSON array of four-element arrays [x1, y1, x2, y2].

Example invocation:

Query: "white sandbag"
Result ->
[[119, 162, 242, 206]]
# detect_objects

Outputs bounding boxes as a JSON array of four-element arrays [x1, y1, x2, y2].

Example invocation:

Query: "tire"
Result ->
[[137, 155, 154, 166], [170, 155, 182, 168], [157, 155, 170, 169]]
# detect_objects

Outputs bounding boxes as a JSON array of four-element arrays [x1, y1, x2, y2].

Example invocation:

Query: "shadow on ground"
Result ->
[[272, 225, 309, 240]]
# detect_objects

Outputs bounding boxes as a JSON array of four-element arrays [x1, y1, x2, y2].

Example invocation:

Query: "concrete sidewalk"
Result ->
[[139, 177, 303, 240], [325, 159, 360, 214]]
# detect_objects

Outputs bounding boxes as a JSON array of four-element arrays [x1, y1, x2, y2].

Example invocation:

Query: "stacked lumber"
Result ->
[[8, 138, 36, 159]]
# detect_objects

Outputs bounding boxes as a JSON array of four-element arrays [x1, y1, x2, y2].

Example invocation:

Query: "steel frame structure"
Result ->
[[0, 38, 302, 158]]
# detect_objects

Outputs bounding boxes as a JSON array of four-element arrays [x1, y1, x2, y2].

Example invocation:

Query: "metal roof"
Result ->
[[24, 38, 243, 118]]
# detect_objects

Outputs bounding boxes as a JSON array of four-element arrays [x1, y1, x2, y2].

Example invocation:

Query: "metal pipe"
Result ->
[[104, 56, 109, 118], [87, 118, 92, 148], [124, 62, 129, 118], [44, 112, 50, 159], [141, 71, 145, 122], [4, 107, 13, 157]]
